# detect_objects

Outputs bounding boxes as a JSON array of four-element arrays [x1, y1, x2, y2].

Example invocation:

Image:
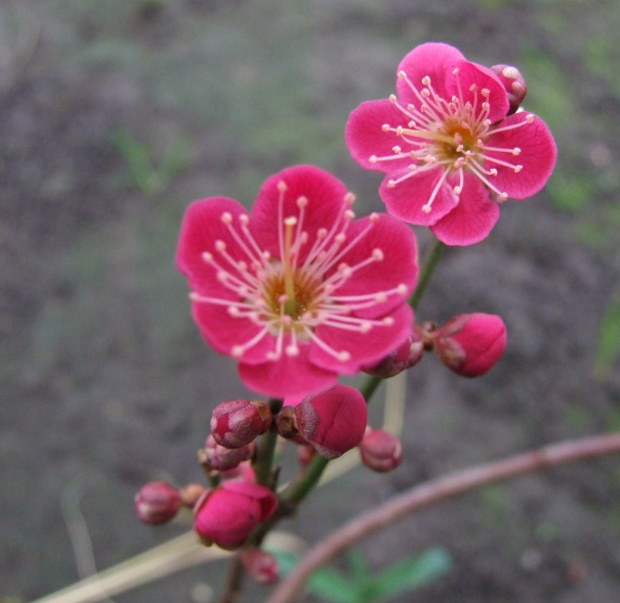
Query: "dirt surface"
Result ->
[[2, 1, 620, 602]]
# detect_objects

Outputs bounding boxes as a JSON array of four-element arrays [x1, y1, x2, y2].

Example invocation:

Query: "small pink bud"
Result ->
[[297, 443, 317, 466], [194, 481, 278, 550], [363, 328, 424, 378], [294, 385, 367, 460], [433, 313, 507, 377], [240, 548, 279, 584], [211, 399, 273, 449], [199, 434, 255, 473], [359, 428, 403, 473], [491, 64, 527, 115], [179, 483, 205, 508], [135, 481, 181, 525]]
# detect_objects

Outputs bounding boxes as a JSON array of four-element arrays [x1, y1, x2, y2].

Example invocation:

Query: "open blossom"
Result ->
[[176, 165, 418, 398], [345, 42, 557, 245]]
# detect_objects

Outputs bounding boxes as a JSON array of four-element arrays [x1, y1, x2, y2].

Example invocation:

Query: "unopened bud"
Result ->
[[433, 313, 507, 377], [179, 483, 205, 508], [362, 327, 424, 378], [491, 64, 527, 115], [275, 406, 299, 439], [241, 548, 279, 584], [199, 434, 255, 473], [359, 428, 403, 472], [135, 481, 181, 525], [194, 481, 278, 550], [211, 399, 273, 449], [294, 385, 367, 460]]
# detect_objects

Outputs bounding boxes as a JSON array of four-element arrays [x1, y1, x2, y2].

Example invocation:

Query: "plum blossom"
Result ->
[[176, 165, 418, 398], [345, 42, 557, 245]]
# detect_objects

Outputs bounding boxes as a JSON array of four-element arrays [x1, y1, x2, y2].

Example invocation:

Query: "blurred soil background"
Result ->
[[2, 0, 620, 601]]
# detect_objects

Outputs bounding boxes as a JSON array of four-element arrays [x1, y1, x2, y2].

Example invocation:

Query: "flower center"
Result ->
[[189, 180, 409, 364], [369, 68, 532, 213]]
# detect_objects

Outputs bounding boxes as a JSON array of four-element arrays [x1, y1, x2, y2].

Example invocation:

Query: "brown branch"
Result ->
[[267, 433, 620, 603]]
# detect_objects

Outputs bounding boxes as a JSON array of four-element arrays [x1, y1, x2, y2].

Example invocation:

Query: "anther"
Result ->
[[232, 346, 244, 358], [422, 203, 432, 214], [296, 196, 308, 208], [285, 345, 300, 356], [396, 284, 407, 296], [221, 212, 233, 224], [369, 212, 380, 223], [387, 180, 396, 189], [215, 240, 226, 252], [382, 124, 391, 132], [422, 76, 431, 86], [369, 155, 378, 163], [344, 192, 356, 205], [277, 180, 287, 193], [202, 252, 214, 263], [397, 70, 407, 79], [372, 248, 384, 261], [337, 351, 352, 362]]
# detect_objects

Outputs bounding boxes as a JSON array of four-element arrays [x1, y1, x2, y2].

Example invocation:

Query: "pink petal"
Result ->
[[345, 99, 411, 172], [309, 305, 414, 375], [485, 113, 557, 199], [239, 349, 338, 399], [176, 197, 250, 295], [396, 42, 465, 106], [445, 60, 509, 123], [191, 301, 274, 365], [250, 165, 348, 264], [379, 169, 458, 226], [326, 214, 418, 319], [430, 174, 499, 246]]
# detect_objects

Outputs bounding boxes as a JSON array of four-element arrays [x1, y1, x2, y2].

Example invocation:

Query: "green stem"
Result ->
[[251, 239, 448, 549], [409, 237, 445, 312], [253, 398, 283, 487]]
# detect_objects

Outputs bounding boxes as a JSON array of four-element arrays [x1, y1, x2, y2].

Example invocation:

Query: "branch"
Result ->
[[267, 432, 620, 603]]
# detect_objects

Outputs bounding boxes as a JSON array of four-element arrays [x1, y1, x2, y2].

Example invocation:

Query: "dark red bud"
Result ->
[[491, 64, 527, 115], [211, 399, 272, 449], [294, 385, 367, 460], [199, 434, 256, 473], [135, 481, 181, 525], [240, 548, 279, 584], [359, 428, 403, 473], [433, 313, 507, 377], [193, 481, 278, 550]]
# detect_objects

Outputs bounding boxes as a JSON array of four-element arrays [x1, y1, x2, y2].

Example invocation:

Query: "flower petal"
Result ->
[[445, 60, 509, 123], [429, 174, 500, 245], [191, 301, 274, 365], [326, 214, 418, 318], [239, 349, 338, 398], [176, 197, 250, 296], [251, 165, 348, 265], [379, 169, 458, 226], [485, 113, 557, 199], [309, 304, 414, 375], [396, 42, 465, 106], [345, 99, 411, 172]]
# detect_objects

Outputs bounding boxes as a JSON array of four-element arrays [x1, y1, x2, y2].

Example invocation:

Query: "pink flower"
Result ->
[[345, 42, 557, 245], [432, 313, 507, 377], [193, 481, 278, 550], [176, 165, 418, 398]]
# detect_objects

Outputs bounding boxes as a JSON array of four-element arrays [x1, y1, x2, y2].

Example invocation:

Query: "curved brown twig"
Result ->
[[267, 433, 620, 603]]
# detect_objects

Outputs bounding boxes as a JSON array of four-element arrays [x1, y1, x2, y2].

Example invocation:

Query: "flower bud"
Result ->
[[275, 406, 299, 439], [362, 328, 424, 378], [199, 434, 255, 473], [433, 313, 507, 377], [491, 64, 527, 115], [194, 481, 278, 550], [240, 548, 279, 584], [359, 428, 403, 473], [211, 399, 272, 449], [179, 483, 205, 508], [135, 481, 181, 525], [294, 385, 367, 460]]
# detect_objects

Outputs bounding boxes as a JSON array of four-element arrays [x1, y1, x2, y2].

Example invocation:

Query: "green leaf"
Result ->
[[368, 548, 452, 601], [595, 295, 620, 378], [271, 550, 360, 603]]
